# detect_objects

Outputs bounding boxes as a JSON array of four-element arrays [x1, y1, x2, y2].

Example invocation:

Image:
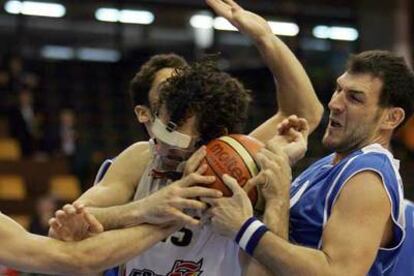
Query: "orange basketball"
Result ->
[[201, 134, 264, 209]]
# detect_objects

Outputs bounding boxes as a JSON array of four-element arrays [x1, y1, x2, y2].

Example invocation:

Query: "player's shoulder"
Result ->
[[121, 141, 151, 158], [113, 141, 152, 167], [342, 144, 397, 175], [127, 141, 151, 155]]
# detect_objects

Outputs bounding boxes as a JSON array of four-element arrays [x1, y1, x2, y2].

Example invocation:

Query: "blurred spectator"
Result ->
[[8, 88, 42, 156], [7, 55, 38, 92], [0, 55, 39, 115], [42, 108, 77, 157], [59, 109, 77, 157], [42, 109, 92, 191], [8, 56, 24, 93], [29, 195, 57, 236]]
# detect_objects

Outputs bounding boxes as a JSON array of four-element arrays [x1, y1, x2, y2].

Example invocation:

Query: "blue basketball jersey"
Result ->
[[387, 200, 414, 275], [289, 144, 405, 275]]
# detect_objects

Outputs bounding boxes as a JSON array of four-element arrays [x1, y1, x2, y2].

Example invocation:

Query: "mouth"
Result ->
[[329, 118, 343, 128]]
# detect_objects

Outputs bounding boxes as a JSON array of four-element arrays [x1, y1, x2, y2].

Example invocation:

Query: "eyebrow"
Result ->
[[348, 89, 365, 96], [336, 81, 366, 95]]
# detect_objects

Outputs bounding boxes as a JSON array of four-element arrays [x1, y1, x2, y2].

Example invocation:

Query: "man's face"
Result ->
[[154, 105, 200, 165], [322, 71, 385, 153], [138, 67, 176, 137], [145, 67, 201, 165]]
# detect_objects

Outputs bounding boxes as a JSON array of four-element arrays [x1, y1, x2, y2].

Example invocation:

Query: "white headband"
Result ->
[[151, 118, 193, 148]]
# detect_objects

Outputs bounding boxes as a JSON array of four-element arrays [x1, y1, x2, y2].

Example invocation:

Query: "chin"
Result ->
[[322, 136, 340, 152]]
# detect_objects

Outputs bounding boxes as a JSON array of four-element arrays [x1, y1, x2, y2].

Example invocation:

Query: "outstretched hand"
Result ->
[[48, 202, 103, 242], [269, 115, 309, 166], [206, 0, 273, 42]]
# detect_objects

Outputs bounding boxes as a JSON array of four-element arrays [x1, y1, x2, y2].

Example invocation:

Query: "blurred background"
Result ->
[[0, 0, 412, 272]]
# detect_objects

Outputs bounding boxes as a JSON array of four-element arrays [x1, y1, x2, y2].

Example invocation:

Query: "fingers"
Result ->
[[55, 210, 68, 224], [242, 178, 258, 194], [296, 117, 310, 138], [277, 118, 292, 136], [48, 217, 61, 229], [83, 212, 104, 234], [244, 172, 267, 190], [222, 174, 243, 195], [277, 115, 309, 136], [171, 198, 208, 211], [222, 0, 242, 10], [48, 217, 70, 241], [62, 204, 77, 216], [180, 173, 216, 187], [206, 0, 232, 18], [73, 202, 85, 214], [196, 164, 208, 175], [170, 209, 201, 227], [200, 196, 219, 207], [181, 186, 222, 198], [184, 146, 207, 175]]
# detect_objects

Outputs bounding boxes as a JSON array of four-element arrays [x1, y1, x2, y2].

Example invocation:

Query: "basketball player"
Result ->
[[204, 47, 414, 275], [49, 0, 324, 274], [0, 201, 192, 274]]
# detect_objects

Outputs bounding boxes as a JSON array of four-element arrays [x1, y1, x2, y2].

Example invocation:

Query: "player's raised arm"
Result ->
[[206, 0, 323, 143]]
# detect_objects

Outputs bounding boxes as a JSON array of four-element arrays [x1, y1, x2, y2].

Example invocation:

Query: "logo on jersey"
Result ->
[[129, 259, 203, 276], [167, 259, 203, 276]]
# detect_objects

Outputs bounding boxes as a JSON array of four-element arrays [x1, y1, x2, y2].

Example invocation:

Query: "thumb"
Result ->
[[84, 212, 104, 234], [243, 178, 258, 194], [244, 172, 266, 193], [222, 174, 243, 195]]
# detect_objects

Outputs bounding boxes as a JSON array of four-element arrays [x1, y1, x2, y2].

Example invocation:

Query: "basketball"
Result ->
[[201, 134, 264, 210]]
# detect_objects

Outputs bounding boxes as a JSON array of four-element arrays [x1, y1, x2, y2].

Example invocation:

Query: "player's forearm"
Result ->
[[242, 198, 289, 276], [254, 34, 323, 132], [241, 250, 274, 276], [252, 232, 346, 276], [0, 231, 74, 274], [86, 200, 146, 230], [17, 224, 173, 274], [263, 198, 289, 239], [250, 198, 337, 275], [67, 224, 175, 274]]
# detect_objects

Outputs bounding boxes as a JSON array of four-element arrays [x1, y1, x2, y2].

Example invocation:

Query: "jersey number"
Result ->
[[163, 227, 193, 247]]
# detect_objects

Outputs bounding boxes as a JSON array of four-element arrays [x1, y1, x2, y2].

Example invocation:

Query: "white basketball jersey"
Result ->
[[125, 146, 242, 276]]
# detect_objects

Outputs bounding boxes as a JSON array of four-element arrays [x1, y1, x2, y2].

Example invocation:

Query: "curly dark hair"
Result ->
[[347, 50, 414, 127], [129, 53, 188, 107], [158, 58, 252, 143]]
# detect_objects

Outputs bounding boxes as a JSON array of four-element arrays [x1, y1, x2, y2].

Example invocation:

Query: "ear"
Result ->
[[134, 105, 151, 124], [381, 107, 405, 130]]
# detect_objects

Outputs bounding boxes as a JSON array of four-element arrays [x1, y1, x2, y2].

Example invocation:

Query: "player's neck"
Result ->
[[332, 139, 391, 165]]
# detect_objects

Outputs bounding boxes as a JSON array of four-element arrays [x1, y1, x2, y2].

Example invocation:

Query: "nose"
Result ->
[[328, 91, 345, 114]]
